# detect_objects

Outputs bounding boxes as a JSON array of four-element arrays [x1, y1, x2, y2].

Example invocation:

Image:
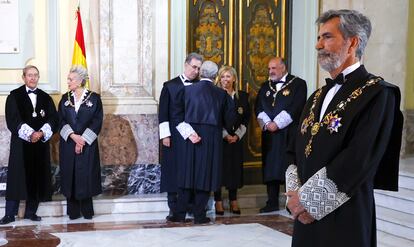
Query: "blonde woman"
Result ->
[[214, 66, 250, 215]]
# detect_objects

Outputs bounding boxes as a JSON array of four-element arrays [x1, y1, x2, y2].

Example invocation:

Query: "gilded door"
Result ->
[[188, 0, 291, 167]]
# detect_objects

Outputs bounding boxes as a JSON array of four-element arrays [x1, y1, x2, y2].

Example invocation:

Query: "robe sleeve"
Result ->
[[158, 85, 171, 139], [255, 86, 271, 130], [81, 94, 103, 145], [58, 95, 74, 141], [298, 87, 397, 221], [41, 95, 59, 142]]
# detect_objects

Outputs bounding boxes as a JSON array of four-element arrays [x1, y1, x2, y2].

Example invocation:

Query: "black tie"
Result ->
[[325, 73, 345, 88], [27, 89, 37, 94]]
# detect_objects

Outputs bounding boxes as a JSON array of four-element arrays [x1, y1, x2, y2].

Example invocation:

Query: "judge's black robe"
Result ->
[[177, 80, 236, 192], [287, 66, 403, 247], [255, 74, 307, 182], [5, 85, 58, 201], [221, 91, 250, 190], [158, 76, 186, 193], [58, 91, 103, 200]]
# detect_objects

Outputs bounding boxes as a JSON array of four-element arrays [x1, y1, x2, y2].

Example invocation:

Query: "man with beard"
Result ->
[[255, 57, 307, 213], [285, 9, 403, 247], [159, 53, 203, 221]]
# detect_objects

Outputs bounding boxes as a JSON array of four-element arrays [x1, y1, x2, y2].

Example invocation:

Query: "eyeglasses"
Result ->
[[187, 63, 201, 71]]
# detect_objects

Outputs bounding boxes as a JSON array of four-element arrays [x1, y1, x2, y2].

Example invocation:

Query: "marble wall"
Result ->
[[0, 114, 161, 197]]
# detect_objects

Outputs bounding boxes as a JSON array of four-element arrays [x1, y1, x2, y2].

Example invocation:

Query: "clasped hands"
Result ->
[[70, 133, 86, 154], [224, 135, 239, 144], [266, 122, 279, 132], [188, 132, 201, 144], [30, 131, 44, 143], [285, 191, 315, 225]]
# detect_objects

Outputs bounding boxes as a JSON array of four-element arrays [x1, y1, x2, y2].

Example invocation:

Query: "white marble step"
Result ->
[[375, 187, 414, 214], [0, 194, 170, 218], [377, 231, 414, 247], [376, 206, 414, 241]]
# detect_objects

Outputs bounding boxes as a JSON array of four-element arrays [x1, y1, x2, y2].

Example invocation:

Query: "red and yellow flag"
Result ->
[[72, 7, 89, 88]]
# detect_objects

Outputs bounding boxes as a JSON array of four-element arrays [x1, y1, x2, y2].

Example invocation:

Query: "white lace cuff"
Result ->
[[273, 110, 293, 129], [60, 124, 74, 141], [298, 167, 350, 220], [40, 123, 53, 142], [257, 112, 271, 130], [159, 121, 171, 139], [235, 124, 247, 139], [82, 128, 98, 145], [176, 122, 195, 140], [222, 129, 229, 138], [286, 164, 301, 192], [18, 123, 34, 142]]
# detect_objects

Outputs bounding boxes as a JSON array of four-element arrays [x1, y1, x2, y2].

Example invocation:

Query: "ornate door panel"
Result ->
[[188, 0, 290, 167]]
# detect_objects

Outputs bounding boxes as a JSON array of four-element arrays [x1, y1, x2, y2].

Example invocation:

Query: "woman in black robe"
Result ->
[[214, 66, 250, 215], [58, 66, 103, 220]]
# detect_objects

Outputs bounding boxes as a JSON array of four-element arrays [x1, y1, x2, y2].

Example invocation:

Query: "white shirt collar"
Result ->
[[340, 61, 361, 78], [26, 86, 38, 92], [280, 73, 288, 82]]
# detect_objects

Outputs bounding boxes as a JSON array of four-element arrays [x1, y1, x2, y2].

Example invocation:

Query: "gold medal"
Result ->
[[238, 107, 243, 114], [282, 89, 290, 96], [266, 91, 270, 97]]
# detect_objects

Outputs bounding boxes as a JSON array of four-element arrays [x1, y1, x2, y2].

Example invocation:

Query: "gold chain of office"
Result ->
[[300, 77, 382, 158]]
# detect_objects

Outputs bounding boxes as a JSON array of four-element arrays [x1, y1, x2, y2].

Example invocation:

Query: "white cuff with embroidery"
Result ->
[[159, 121, 171, 139], [257, 112, 271, 130], [273, 110, 293, 129], [285, 164, 301, 192], [298, 167, 350, 221], [82, 128, 98, 145], [40, 123, 53, 142], [176, 122, 195, 140], [60, 124, 74, 141], [222, 129, 229, 139], [18, 123, 34, 142], [235, 124, 247, 139]]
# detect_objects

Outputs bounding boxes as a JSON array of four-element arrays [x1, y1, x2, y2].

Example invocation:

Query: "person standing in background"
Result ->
[[0, 65, 58, 225], [158, 52, 203, 221], [255, 57, 307, 213], [214, 66, 250, 215], [58, 66, 103, 220]]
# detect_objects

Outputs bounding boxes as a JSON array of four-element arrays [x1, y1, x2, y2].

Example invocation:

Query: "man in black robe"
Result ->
[[158, 53, 203, 220], [255, 57, 307, 213], [0, 65, 58, 224], [285, 10, 403, 247], [171, 61, 235, 224]]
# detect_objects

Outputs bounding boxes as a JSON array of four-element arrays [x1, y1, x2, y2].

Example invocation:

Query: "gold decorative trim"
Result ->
[[239, 0, 243, 90], [281, 0, 285, 58], [229, 0, 234, 66]]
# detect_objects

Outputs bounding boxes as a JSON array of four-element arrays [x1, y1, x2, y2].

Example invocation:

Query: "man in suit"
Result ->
[[255, 57, 307, 213], [172, 61, 235, 224], [158, 53, 203, 221], [0, 65, 58, 224], [285, 10, 403, 247]]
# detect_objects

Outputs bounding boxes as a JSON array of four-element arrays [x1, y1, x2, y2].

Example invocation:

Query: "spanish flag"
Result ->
[[72, 7, 89, 88]]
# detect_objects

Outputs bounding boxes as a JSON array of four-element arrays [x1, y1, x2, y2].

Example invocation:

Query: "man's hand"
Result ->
[[189, 133, 201, 144], [162, 137, 171, 147], [30, 131, 44, 143], [285, 191, 306, 219], [266, 122, 278, 132], [297, 211, 315, 225]]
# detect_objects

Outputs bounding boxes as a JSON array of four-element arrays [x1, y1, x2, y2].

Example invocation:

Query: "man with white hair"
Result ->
[[285, 9, 403, 247], [172, 61, 236, 224]]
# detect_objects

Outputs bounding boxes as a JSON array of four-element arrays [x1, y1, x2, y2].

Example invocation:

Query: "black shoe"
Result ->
[[69, 215, 81, 220], [215, 209, 224, 216], [0, 215, 15, 225], [24, 214, 42, 221], [259, 205, 279, 213], [194, 217, 211, 224], [166, 215, 185, 223], [83, 215, 93, 220]]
